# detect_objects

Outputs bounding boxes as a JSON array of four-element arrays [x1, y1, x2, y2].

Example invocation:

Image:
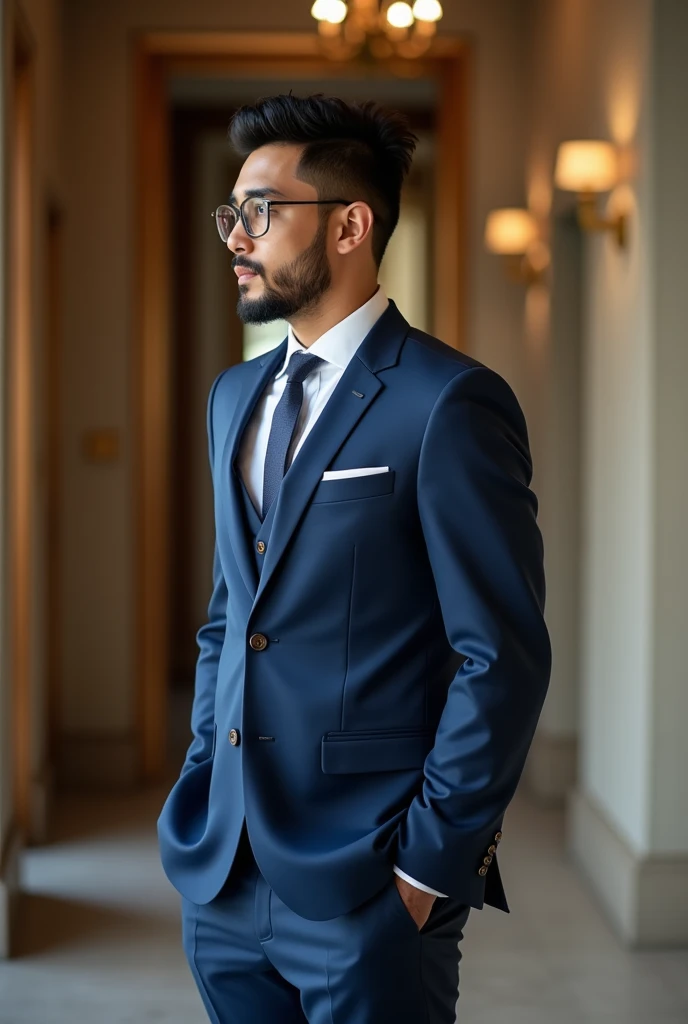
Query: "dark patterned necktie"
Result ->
[[262, 350, 325, 519]]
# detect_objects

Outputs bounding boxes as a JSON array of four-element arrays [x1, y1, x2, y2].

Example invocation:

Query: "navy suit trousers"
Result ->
[[180, 821, 471, 1024]]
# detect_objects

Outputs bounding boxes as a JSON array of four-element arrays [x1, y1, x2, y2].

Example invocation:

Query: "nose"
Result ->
[[226, 217, 252, 253]]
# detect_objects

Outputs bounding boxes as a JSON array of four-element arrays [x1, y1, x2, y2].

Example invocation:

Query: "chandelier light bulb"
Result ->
[[311, 0, 348, 24], [412, 0, 443, 20], [386, 2, 415, 28]]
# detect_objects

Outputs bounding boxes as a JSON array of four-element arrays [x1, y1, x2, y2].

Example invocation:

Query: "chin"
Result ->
[[237, 298, 281, 326]]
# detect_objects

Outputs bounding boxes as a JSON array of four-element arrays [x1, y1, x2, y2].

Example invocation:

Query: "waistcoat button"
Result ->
[[249, 633, 268, 651], [229, 728, 240, 746]]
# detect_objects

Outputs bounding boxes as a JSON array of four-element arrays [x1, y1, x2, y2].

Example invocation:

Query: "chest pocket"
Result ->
[[310, 469, 395, 504]]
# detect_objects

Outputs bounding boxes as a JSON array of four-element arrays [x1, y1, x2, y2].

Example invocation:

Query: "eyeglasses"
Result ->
[[212, 196, 352, 242]]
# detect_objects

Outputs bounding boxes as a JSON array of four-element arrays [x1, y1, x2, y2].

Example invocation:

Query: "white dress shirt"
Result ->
[[237, 283, 447, 900]]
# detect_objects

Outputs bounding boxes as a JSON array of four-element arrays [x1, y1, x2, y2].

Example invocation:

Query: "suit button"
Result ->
[[229, 728, 240, 746], [256, 540, 266, 554], [488, 845, 497, 855], [478, 865, 488, 876], [494, 831, 503, 842], [249, 633, 268, 651]]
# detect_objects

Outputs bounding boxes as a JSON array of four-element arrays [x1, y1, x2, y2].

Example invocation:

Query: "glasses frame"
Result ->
[[212, 197, 352, 241]]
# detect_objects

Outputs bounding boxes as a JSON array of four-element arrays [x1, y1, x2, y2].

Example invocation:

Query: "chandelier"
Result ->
[[311, 0, 444, 62]]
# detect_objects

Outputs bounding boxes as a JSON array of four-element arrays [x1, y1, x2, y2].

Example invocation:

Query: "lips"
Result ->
[[235, 267, 259, 281]]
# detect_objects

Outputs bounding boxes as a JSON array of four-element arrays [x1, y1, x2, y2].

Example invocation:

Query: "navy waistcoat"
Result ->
[[235, 461, 276, 586]]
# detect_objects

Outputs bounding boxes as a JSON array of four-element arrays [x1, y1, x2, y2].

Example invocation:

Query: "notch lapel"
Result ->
[[251, 299, 409, 611]]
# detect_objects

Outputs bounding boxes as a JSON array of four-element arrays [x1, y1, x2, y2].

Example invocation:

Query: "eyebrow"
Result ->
[[227, 186, 288, 206]]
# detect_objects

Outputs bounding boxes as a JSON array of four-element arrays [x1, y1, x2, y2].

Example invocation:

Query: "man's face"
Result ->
[[226, 144, 333, 325]]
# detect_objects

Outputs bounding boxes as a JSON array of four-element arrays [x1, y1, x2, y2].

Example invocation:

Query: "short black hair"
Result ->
[[227, 92, 418, 267]]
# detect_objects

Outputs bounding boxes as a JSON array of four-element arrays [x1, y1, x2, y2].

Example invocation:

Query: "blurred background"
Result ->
[[0, 0, 687, 1020]]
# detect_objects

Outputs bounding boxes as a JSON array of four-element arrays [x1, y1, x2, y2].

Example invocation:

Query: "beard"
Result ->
[[235, 214, 331, 325]]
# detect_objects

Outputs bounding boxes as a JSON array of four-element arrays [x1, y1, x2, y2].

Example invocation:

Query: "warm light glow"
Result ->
[[412, 0, 443, 20], [387, 2, 414, 28], [311, 0, 348, 24], [526, 239, 551, 273], [554, 140, 619, 193], [484, 208, 539, 255], [527, 156, 553, 220]]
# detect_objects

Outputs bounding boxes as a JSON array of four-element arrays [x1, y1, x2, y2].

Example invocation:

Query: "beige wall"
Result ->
[[528, 0, 688, 883], [648, 0, 688, 854], [526, 0, 654, 823], [58, 1, 535, 749]]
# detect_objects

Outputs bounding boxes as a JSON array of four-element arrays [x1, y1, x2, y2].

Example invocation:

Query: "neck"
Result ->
[[288, 282, 380, 347]]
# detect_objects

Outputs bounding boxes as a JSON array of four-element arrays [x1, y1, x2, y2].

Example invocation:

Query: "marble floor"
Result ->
[[1, 769, 687, 1022]]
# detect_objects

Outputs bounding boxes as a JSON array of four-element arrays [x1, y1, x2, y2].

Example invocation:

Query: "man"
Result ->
[[157, 93, 551, 1023]]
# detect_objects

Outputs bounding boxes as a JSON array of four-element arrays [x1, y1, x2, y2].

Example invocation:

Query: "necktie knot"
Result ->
[[285, 351, 325, 385]]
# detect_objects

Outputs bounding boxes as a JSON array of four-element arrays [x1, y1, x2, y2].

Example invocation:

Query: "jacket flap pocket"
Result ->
[[311, 470, 395, 504], [321, 727, 433, 773]]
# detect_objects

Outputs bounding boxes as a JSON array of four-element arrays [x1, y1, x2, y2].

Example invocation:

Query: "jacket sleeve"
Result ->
[[180, 369, 230, 777], [393, 365, 552, 907]]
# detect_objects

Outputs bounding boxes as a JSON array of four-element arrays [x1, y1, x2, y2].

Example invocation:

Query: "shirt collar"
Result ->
[[274, 285, 390, 380]]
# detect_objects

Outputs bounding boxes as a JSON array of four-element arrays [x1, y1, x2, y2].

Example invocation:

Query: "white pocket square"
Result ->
[[321, 466, 390, 481]]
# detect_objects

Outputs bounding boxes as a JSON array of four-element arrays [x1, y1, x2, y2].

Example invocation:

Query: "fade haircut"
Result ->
[[227, 92, 418, 268]]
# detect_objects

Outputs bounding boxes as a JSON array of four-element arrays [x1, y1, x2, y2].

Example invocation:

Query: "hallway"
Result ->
[[3, 785, 687, 1023]]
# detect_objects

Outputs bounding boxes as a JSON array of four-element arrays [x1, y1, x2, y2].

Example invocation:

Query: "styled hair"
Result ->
[[227, 92, 418, 267]]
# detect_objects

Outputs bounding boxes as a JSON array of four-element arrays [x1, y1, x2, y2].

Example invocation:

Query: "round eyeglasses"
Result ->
[[212, 196, 352, 242]]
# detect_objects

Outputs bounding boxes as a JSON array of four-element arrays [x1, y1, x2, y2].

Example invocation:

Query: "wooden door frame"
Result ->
[[133, 31, 471, 782], [7, 5, 36, 836]]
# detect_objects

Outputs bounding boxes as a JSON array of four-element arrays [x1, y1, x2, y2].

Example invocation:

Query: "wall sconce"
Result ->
[[554, 140, 626, 248], [484, 208, 549, 285]]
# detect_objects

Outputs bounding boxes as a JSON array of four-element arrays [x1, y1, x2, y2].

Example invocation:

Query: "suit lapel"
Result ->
[[219, 298, 410, 610], [253, 299, 409, 610]]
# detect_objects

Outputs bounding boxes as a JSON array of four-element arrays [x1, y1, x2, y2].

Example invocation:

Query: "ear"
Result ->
[[333, 201, 375, 256]]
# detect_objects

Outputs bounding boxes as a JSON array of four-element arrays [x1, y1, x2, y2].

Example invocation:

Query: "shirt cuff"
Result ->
[[393, 864, 447, 898]]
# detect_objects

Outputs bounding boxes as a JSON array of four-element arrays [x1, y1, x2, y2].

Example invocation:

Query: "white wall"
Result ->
[[59, 0, 535, 747]]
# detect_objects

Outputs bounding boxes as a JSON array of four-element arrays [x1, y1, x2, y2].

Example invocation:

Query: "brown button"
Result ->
[[228, 728, 240, 746], [256, 540, 266, 554], [488, 845, 497, 855], [494, 831, 503, 842], [249, 633, 268, 651], [478, 865, 488, 876], [483, 855, 493, 866]]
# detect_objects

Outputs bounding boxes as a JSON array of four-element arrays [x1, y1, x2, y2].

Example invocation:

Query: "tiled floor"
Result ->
[[1, 770, 687, 1022]]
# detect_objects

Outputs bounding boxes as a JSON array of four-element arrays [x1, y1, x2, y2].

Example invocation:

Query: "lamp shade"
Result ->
[[484, 208, 538, 255], [554, 140, 618, 192]]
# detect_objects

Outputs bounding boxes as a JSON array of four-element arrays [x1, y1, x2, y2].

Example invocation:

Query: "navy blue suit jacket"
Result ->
[[157, 299, 551, 920]]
